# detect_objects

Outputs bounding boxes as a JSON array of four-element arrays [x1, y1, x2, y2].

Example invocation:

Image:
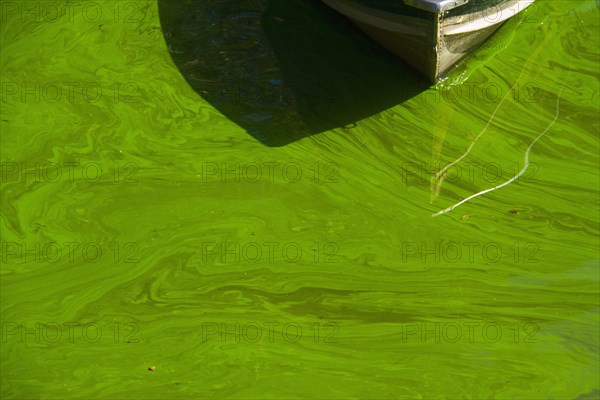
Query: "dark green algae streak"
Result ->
[[0, 0, 598, 398]]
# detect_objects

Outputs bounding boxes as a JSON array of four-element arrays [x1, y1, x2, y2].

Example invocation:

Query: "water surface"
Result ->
[[1, 0, 598, 398]]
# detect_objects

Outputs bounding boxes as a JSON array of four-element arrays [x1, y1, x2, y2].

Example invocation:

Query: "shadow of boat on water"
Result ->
[[158, 0, 430, 147]]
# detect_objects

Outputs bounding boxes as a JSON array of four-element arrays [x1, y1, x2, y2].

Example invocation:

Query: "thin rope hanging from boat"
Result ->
[[432, 84, 567, 218]]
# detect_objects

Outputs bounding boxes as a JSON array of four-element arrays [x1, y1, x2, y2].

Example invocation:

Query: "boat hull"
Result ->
[[322, 0, 535, 82]]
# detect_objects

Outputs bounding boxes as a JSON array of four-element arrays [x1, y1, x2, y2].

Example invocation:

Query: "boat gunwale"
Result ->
[[323, 0, 535, 36], [321, 0, 430, 36], [443, 0, 535, 35], [321, 0, 537, 82]]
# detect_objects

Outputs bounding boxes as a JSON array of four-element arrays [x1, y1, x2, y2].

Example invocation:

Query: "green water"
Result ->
[[1, 0, 598, 398]]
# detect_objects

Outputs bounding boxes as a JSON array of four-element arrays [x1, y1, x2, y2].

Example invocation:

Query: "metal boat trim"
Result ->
[[404, 0, 469, 13], [322, 0, 429, 35], [444, 0, 535, 35]]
